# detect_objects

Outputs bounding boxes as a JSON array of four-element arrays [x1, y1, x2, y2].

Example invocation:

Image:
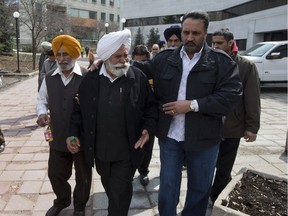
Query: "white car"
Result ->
[[242, 41, 287, 83]]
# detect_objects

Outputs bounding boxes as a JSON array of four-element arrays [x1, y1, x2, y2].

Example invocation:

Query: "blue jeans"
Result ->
[[158, 137, 219, 216]]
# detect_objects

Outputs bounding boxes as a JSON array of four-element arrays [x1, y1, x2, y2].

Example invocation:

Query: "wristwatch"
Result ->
[[190, 100, 196, 112]]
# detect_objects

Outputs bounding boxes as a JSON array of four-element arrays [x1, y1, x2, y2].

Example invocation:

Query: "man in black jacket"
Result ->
[[67, 29, 157, 216], [151, 10, 242, 216]]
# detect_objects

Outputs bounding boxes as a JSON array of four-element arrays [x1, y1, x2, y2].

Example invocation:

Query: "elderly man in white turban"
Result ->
[[67, 29, 158, 216]]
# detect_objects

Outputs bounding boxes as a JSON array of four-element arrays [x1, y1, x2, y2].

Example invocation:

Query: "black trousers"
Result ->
[[48, 149, 92, 211], [138, 136, 155, 176], [95, 157, 136, 216], [210, 138, 240, 203]]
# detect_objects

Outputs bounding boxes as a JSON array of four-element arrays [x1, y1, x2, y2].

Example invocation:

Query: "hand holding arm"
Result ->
[[89, 59, 103, 71]]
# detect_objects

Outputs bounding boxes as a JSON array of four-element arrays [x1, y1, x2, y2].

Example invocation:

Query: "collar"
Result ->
[[180, 45, 203, 59], [99, 62, 127, 82], [52, 62, 83, 76]]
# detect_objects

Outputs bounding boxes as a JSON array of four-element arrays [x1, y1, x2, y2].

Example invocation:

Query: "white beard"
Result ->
[[105, 60, 130, 77], [57, 59, 76, 71]]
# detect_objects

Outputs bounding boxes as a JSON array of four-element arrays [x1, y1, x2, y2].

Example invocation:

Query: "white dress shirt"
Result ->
[[36, 62, 83, 116], [167, 46, 202, 142]]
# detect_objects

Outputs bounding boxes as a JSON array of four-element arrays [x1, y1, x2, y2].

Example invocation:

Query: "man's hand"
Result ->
[[36, 114, 49, 127], [244, 131, 257, 142], [134, 129, 149, 149], [66, 136, 80, 154], [162, 100, 191, 116], [89, 59, 103, 71]]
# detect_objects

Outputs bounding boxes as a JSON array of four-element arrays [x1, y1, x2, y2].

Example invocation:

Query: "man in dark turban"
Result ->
[[164, 25, 182, 49]]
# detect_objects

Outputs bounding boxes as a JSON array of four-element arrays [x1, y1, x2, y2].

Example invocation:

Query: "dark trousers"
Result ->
[[48, 149, 92, 211], [95, 157, 136, 216], [210, 138, 240, 203], [138, 136, 155, 176]]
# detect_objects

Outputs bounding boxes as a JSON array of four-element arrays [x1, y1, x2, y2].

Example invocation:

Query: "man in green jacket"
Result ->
[[208, 28, 261, 212]]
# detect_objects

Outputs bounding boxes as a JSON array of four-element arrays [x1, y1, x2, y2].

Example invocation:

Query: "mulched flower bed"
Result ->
[[222, 170, 287, 216]]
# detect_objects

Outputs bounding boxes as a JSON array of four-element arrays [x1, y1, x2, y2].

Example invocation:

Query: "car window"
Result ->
[[242, 44, 275, 57], [269, 44, 287, 58]]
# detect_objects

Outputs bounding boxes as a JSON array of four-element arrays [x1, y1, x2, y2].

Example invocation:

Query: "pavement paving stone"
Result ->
[[0, 63, 287, 215]]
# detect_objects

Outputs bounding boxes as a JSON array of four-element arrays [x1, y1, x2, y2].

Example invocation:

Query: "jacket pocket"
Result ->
[[198, 115, 222, 140]]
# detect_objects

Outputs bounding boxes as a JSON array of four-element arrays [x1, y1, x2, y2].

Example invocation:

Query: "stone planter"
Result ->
[[212, 167, 287, 216]]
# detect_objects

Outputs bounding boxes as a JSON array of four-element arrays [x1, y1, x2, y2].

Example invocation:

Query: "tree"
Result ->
[[0, 0, 14, 55], [134, 27, 144, 47], [18, 0, 69, 70], [163, 15, 178, 24], [146, 27, 160, 49]]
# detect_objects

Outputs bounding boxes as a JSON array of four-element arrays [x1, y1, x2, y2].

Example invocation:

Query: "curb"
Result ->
[[0, 71, 38, 90]]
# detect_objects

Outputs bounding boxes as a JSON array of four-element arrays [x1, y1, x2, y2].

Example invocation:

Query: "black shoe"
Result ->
[[45, 206, 64, 216], [139, 174, 149, 186], [74, 210, 85, 216], [0, 143, 5, 153]]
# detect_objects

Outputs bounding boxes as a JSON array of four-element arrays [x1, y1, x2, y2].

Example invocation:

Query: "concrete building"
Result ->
[[15, 0, 121, 48], [119, 0, 287, 50]]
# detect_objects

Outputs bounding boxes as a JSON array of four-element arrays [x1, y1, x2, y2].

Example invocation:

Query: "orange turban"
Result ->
[[52, 35, 81, 59]]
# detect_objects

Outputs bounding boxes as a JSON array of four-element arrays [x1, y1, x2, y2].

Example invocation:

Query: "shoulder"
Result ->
[[128, 65, 146, 77], [235, 54, 255, 66], [209, 47, 232, 61], [153, 47, 179, 64]]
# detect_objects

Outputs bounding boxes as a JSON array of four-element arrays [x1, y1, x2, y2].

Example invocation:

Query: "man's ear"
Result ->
[[228, 40, 234, 49]]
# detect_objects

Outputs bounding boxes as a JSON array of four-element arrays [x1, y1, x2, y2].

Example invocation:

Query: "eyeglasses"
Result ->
[[152, 49, 159, 51]]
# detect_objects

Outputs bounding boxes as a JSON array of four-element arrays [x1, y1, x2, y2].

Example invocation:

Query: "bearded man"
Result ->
[[67, 29, 157, 216], [36, 35, 92, 216]]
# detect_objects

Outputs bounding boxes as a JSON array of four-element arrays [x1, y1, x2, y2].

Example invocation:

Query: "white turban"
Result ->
[[97, 29, 131, 61], [41, 41, 52, 49]]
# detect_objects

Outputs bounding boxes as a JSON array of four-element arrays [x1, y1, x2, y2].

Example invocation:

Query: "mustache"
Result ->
[[111, 62, 129, 68], [184, 41, 196, 46]]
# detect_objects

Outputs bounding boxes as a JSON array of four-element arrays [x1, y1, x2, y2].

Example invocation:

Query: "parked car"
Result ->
[[242, 41, 287, 83]]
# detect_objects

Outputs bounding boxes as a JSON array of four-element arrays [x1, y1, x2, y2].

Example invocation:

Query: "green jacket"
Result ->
[[223, 54, 261, 138]]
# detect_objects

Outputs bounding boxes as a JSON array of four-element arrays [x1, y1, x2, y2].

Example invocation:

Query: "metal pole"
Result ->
[[15, 17, 20, 73]]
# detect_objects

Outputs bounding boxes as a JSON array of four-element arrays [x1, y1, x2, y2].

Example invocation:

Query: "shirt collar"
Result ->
[[99, 62, 127, 82], [52, 61, 83, 76], [180, 45, 203, 59]]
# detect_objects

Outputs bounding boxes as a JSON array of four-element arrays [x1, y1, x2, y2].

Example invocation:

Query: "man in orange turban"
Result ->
[[52, 35, 81, 59], [36, 34, 91, 216]]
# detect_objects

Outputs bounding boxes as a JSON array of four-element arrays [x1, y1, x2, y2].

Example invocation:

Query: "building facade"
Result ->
[[17, 0, 121, 48], [119, 0, 287, 50]]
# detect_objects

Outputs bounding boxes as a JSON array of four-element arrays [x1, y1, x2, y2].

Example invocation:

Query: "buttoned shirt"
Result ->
[[36, 62, 83, 116], [167, 46, 202, 142]]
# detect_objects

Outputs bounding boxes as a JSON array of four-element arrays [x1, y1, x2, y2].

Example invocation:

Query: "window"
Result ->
[[92, 0, 96, 3], [235, 39, 247, 51], [101, 12, 106, 21], [70, 8, 79, 17], [110, 0, 114, 6], [101, 0, 105, 5], [270, 45, 287, 58], [89, 11, 97, 19], [109, 14, 114, 22], [79, 10, 89, 18], [70, 8, 90, 19]]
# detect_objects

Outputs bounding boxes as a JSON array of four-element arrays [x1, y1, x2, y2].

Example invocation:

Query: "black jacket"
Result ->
[[152, 43, 242, 151], [69, 64, 158, 168]]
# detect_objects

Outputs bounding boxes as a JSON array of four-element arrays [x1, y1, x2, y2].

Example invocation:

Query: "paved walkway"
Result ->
[[0, 70, 287, 215]]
